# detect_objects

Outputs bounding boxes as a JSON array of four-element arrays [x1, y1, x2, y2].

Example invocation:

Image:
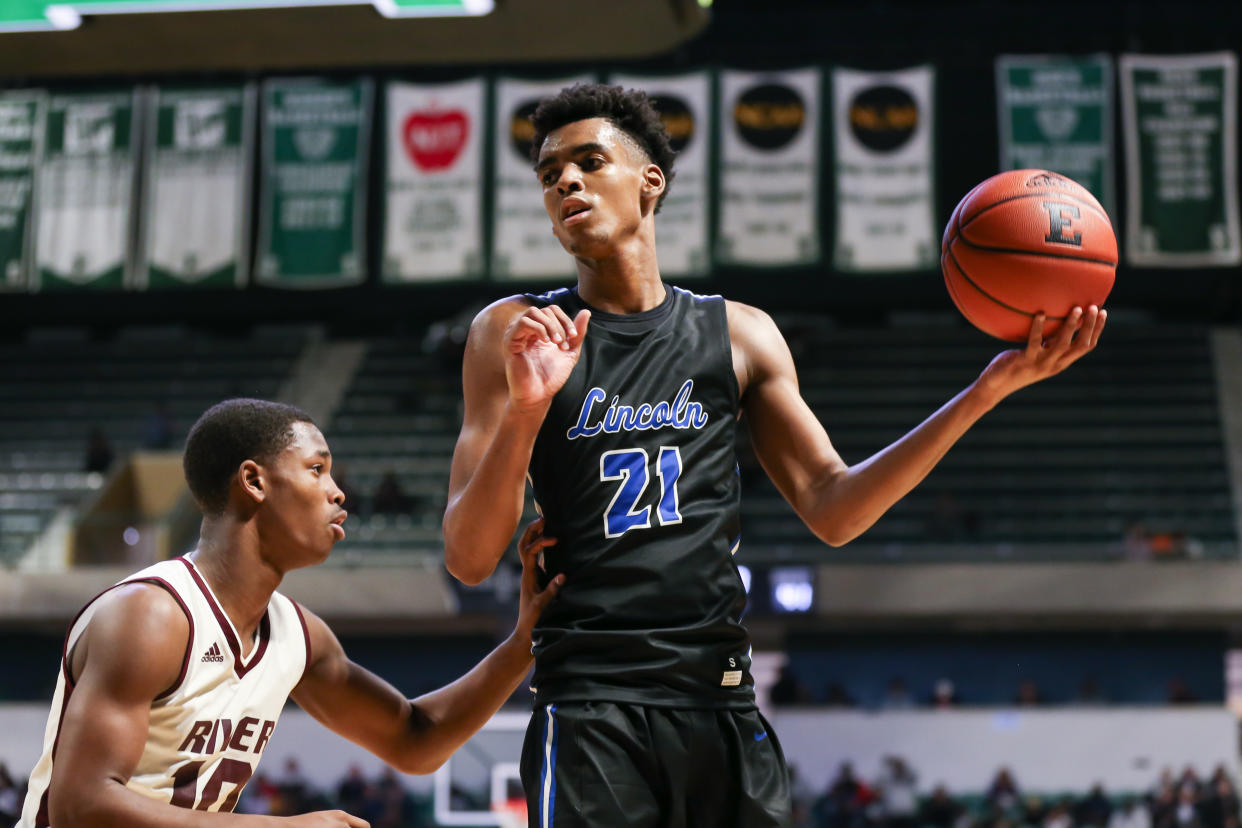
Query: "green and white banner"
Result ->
[[832, 65, 937, 272], [256, 78, 372, 288], [34, 89, 140, 291], [997, 54, 1114, 216], [610, 70, 711, 278], [1121, 52, 1240, 267], [0, 91, 44, 291], [139, 84, 255, 289], [491, 75, 593, 281], [717, 68, 821, 266], [383, 78, 485, 283]]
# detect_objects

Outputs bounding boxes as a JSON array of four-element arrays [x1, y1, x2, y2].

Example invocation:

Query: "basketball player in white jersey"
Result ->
[[19, 398, 563, 828]]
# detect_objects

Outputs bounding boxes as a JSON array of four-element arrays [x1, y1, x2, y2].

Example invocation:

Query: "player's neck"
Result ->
[[574, 238, 663, 314], [190, 520, 282, 650]]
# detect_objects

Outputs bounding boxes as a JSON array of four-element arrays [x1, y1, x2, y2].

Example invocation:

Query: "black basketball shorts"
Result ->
[[519, 701, 791, 828]]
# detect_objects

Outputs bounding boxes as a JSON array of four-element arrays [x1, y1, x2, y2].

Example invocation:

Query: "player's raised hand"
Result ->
[[513, 517, 564, 646], [503, 305, 591, 411], [288, 810, 370, 827], [977, 304, 1107, 399]]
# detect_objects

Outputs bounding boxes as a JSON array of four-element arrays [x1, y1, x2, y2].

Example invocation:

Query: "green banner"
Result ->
[[1121, 52, 1241, 267], [997, 54, 1114, 217], [139, 84, 255, 289], [34, 89, 140, 291], [0, 91, 43, 291], [256, 78, 372, 289]]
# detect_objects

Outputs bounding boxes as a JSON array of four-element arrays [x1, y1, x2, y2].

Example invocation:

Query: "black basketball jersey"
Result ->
[[524, 283, 754, 709]]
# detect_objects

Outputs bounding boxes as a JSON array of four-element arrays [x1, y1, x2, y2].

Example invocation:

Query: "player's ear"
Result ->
[[238, 460, 265, 505], [641, 163, 665, 210]]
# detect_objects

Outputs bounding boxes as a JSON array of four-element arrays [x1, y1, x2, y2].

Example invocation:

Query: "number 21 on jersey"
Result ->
[[600, 446, 683, 538]]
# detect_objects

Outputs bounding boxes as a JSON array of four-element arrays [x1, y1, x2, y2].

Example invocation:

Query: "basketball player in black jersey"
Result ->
[[442, 84, 1105, 828]]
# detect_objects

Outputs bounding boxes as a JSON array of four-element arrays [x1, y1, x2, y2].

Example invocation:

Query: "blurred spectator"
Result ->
[[372, 471, 414, 516], [1075, 783, 1114, 828], [276, 757, 310, 814], [236, 772, 281, 815], [1168, 679, 1198, 705], [0, 763, 20, 825], [142, 401, 175, 449], [819, 762, 874, 828], [336, 764, 368, 817], [1023, 795, 1050, 826], [1121, 521, 1153, 561], [1075, 676, 1109, 705], [364, 768, 416, 828], [824, 681, 857, 708], [1199, 775, 1240, 828], [770, 664, 812, 707], [1174, 783, 1203, 828], [1045, 799, 1075, 828], [879, 677, 915, 710], [1109, 796, 1152, 828], [986, 768, 1021, 812], [918, 785, 965, 828], [84, 427, 115, 473], [1015, 679, 1044, 707], [789, 764, 815, 828], [875, 756, 919, 828], [930, 678, 959, 709]]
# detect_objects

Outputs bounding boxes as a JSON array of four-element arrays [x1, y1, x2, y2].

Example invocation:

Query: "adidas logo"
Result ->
[[201, 643, 225, 663]]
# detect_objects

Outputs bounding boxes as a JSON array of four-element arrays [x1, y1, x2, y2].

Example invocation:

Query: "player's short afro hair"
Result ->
[[529, 83, 676, 213], [183, 398, 315, 516]]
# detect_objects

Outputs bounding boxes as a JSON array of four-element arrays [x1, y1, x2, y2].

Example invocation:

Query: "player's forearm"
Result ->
[[806, 379, 1001, 546], [51, 783, 280, 828], [398, 633, 532, 775], [443, 403, 547, 585]]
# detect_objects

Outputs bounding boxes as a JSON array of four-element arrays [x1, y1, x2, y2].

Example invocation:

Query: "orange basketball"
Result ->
[[941, 169, 1116, 341]]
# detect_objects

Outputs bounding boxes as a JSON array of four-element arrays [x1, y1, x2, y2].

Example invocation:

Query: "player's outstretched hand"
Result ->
[[513, 517, 565, 647], [287, 810, 370, 827], [503, 305, 591, 412], [977, 305, 1107, 399]]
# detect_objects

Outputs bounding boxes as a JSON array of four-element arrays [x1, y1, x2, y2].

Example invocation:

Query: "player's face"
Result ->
[[257, 421, 347, 567], [536, 117, 655, 258]]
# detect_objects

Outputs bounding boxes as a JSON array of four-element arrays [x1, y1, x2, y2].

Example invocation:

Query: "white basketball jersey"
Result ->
[[19, 556, 310, 827]]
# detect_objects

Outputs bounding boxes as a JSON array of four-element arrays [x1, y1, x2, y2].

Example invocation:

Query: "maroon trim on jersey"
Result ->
[[291, 600, 313, 683], [177, 557, 272, 679]]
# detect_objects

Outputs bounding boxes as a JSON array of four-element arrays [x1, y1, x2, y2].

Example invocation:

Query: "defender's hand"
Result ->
[[503, 306, 591, 412], [977, 305, 1107, 400], [513, 518, 564, 647]]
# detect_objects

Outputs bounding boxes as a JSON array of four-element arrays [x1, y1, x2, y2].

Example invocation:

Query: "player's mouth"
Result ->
[[329, 511, 347, 540], [561, 198, 592, 226]]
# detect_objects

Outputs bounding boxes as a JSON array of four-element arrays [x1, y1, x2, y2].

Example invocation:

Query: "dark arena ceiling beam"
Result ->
[[0, 0, 711, 77]]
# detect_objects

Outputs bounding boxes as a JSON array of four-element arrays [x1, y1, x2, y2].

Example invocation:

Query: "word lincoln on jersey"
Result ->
[[566, 379, 709, 440]]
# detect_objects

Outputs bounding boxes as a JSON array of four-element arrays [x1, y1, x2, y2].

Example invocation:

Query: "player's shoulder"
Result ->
[[71, 581, 191, 692], [87, 581, 191, 647], [724, 299, 783, 343]]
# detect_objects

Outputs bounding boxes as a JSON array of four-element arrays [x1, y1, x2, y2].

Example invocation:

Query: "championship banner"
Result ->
[[34, 89, 140, 291], [832, 65, 937, 272], [997, 54, 1114, 216], [610, 70, 711, 278], [491, 74, 593, 281], [382, 78, 485, 283], [717, 68, 821, 266], [0, 91, 44, 291], [138, 84, 255, 289], [256, 78, 372, 289], [1120, 52, 1241, 267]]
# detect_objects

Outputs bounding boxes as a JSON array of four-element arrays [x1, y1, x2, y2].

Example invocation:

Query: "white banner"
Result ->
[[491, 75, 594, 281], [34, 89, 141, 290], [717, 68, 821, 266], [0, 90, 44, 292], [610, 71, 712, 278], [832, 65, 937, 272], [383, 78, 486, 283], [139, 84, 255, 289]]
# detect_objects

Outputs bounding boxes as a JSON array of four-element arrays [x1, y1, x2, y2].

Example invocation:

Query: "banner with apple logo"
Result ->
[[383, 78, 485, 283], [491, 74, 594, 281], [832, 65, 937, 272], [717, 68, 822, 267], [137, 84, 256, 290], [255, 77, 372, 289], [609, 70, 712, 279]]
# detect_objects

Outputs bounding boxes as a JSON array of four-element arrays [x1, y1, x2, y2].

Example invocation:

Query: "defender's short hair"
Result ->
[[184, 398, 314, 516], [530, 83, 676, 212]]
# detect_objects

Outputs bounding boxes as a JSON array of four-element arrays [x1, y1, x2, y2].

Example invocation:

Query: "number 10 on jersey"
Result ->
[[600, 447, 683, 538]]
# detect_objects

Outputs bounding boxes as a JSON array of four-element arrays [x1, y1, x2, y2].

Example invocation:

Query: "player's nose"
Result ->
[[556, 168, 583, 195]]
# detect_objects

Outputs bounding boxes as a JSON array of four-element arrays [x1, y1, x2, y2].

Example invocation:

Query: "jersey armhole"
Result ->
[[131, 577, 195, 701], [291, 599, 313, 683], [716, 297, 742, 408]]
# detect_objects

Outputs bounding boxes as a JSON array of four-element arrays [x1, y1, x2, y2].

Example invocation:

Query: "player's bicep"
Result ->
[[49, 586, 189, 812]]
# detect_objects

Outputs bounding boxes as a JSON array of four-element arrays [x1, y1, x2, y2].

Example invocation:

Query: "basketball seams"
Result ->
[[945, 241, 1069, 325], [954, 229, 1119, 267], [960, 190, 1111, 229]]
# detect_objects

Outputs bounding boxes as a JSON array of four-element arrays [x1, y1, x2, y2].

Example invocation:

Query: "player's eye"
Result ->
[[311, 464, 323, 475], [541, 169, 557, 186], [582, 156, 603, 170]]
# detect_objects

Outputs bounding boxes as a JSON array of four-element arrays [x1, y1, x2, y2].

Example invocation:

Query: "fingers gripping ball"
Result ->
[[941, 169, 1117, 341]]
